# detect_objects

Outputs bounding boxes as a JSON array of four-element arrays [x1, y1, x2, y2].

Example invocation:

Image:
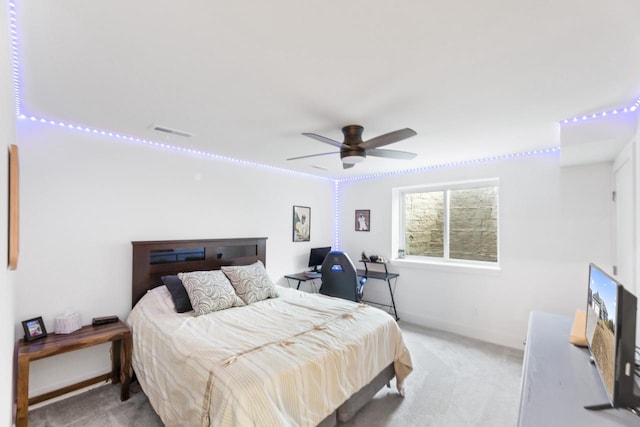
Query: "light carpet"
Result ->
[[28, 322, 524, 426]]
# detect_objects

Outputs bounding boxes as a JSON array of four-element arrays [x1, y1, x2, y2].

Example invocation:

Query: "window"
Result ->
[[397, 179, 498, 264]]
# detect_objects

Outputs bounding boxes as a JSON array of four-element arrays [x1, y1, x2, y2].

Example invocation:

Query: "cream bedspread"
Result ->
[[127, 285, 413, 427]]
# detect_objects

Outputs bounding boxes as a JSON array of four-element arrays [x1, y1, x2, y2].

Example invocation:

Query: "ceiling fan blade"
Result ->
[[359, 128, 417, 150], [302, 133, 345, 149], [343, 162, 355, 169], [366, 148, 417, 160], [286, 151, 339, 161]]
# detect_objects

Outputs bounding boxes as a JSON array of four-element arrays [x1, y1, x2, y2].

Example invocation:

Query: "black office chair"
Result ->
[[319, 251, 366, 302]]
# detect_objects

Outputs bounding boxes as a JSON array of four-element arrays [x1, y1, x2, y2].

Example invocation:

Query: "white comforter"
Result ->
[[127, 285, 412, 427]]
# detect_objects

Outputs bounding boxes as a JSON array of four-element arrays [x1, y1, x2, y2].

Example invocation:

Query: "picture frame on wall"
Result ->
[[8, 144, 19, 270], [355, 209, 370, 231], [21, 316, 48, 342], [293, 206, 310, 242]]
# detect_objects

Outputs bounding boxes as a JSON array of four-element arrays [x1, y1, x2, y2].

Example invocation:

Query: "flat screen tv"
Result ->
[[585, 263, 640, 411], [308, 247, 331, 272]]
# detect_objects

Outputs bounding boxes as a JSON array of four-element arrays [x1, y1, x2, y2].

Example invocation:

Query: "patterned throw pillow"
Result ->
[[177, 270, 245, 316], [221, 261, 278, 305]]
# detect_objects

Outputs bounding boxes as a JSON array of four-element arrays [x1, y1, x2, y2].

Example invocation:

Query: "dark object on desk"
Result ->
[[320, 251, 366, 302], [92, 315, 119, 326], [308, 246, 331, 272], [369, 255, 379, 262]]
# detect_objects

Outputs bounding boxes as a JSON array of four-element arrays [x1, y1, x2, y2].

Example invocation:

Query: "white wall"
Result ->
[[635, 133, 640, 294], [1, 2, 16, 423], [635, 135, 640, 350], [14, 122, 335, 396], [339, 153, 613, 348], [13, 120, 617, 396]]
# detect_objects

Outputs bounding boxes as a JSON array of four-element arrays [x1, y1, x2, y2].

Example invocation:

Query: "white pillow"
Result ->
[[177, 270, 245, 316], [221, 261, 278, 305]]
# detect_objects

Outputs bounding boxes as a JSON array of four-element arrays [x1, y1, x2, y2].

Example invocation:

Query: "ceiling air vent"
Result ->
[[152, 125, 193, 138]]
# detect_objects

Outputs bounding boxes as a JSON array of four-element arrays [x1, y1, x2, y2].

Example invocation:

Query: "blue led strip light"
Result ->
[[8, 1, 20, 115], [13, 119, 563, 186], [561, 96, 640, 124], [337, 147, 561, 183], [334, 180, 341, 250], [17, 113, 334, 181]]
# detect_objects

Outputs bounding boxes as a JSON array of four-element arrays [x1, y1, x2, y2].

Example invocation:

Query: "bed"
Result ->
[[127, 237, 413, 426]]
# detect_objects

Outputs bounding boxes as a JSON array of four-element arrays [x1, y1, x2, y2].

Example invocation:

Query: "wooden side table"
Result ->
[[15, 320, 132, 427]]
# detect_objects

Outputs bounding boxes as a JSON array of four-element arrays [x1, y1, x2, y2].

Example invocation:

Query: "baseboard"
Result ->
[[398, 311, 525, 350]]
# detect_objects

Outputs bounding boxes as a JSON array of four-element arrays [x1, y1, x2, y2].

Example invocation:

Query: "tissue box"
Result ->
[[54, 312, 82, 334]]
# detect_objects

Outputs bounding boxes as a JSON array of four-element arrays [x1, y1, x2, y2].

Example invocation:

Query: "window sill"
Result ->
[[390, 257, 502, 274]]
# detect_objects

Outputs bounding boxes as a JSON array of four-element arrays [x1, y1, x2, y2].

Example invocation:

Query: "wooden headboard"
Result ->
[[131, 237, 267, 307]]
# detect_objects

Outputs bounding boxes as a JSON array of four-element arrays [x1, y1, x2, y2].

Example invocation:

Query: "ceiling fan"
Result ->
[[287, 125, 418, 169]]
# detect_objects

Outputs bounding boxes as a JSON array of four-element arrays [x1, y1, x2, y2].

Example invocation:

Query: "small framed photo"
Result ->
[[293, 206, 311, 242], [22, 316, 48, 342], [355, 210, 370, 232]]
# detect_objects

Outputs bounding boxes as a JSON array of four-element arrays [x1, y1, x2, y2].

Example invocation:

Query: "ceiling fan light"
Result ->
[[342, 155, 365, 164]]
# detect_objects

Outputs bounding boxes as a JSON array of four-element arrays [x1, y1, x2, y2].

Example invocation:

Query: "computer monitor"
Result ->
[[585, 263, 640, 410], [308, 247, 331, 272]]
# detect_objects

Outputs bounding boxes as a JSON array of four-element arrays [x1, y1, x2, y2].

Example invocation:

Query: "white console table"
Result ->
[[518, 311, 639, 426]]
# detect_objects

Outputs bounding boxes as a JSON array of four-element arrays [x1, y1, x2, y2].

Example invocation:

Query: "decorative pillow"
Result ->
[[161, 275, 193, 313], [221, 261, 278, 305], [177, 270, 245, 316]]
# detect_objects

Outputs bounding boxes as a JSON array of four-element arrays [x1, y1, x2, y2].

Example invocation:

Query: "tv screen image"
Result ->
[[585, 263, 640, 411], [586, 265, 618, 397]]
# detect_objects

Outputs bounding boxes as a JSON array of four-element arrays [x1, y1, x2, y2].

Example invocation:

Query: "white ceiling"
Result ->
[[13, 0, 640, 178]]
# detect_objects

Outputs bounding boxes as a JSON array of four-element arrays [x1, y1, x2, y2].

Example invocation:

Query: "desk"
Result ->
[[518, 311, 639, 426], [284, 272, 321, 291], [358, 260, 399, 320], [16, 321, 132, 427]]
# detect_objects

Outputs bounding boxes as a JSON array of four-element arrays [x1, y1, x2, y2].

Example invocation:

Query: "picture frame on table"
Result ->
[[293, 206, 311, 242], [355, 209, 370, 231], [22, 316, 48, 342]]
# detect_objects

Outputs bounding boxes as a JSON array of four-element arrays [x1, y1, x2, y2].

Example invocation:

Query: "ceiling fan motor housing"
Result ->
[[341, 125, 366, 163], [342, 125, 364, 145]]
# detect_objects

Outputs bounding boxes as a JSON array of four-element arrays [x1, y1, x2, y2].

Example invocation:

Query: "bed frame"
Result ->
[[131, 237, 267, 307], [130, 237, 395, 426]]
